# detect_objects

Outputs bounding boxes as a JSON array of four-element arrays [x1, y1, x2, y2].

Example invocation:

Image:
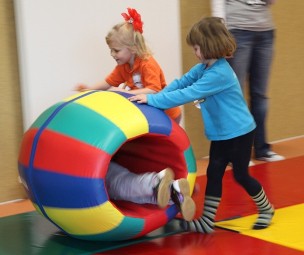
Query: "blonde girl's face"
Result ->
[[109, 41, 135, 66]]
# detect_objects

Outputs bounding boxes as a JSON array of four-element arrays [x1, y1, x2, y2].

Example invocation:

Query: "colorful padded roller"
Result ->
[[18, 90, 197, 241]]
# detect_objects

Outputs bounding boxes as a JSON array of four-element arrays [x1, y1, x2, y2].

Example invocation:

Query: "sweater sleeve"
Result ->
[[160, 63, 205, 93], [147, 67, 227, 109], [105, 65, 125, 86], [147, 66, 230, 109]]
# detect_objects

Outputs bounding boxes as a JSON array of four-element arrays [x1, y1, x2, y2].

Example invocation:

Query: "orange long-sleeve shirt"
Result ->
[[105, 56, 181, 120]]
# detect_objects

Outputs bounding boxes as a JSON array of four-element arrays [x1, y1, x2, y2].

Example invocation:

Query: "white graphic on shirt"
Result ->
[[132, 73, 143, 89]]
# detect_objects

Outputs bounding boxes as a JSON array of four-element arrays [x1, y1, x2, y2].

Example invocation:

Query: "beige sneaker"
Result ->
[[171, 179, 196, 221], [154, 168, 174, 208]]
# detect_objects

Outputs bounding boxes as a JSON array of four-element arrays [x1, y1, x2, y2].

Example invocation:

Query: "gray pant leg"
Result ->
[[105, 162, 157, 204]]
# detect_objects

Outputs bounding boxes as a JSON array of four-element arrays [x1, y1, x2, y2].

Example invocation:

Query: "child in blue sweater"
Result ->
[[129, 17, 274, 233]]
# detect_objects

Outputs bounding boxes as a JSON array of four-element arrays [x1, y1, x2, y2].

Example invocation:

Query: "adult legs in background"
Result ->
[[228, 29, 283, 161]]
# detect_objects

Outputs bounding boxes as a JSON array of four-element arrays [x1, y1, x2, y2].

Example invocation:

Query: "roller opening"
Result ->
[[108, 132, 188, 217], [18, 91, 196, 240]]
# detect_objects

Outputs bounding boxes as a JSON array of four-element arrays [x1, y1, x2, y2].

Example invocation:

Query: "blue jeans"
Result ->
[[227, 29, 275, 157]]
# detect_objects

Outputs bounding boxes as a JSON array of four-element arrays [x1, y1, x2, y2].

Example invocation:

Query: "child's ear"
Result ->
[[131, 48, 137, 54]]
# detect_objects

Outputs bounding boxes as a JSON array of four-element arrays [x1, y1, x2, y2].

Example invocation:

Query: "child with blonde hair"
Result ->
[[75, 8, 181, 123]]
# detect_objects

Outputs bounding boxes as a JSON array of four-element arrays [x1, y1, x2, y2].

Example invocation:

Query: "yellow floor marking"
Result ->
[[216, 203, 304, 251]]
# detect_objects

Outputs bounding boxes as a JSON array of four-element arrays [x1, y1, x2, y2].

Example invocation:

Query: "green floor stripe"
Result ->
[[0, 211, 184, 255]]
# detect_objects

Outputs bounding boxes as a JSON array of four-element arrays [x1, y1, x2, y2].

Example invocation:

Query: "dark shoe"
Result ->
[[253, 205, 275, 230], [255, 151, 285, 162], [171, 179, 196, 221]]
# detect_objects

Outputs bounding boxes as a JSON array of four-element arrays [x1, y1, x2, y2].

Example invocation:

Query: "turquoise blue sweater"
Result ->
[[147, 58, 256, 141]]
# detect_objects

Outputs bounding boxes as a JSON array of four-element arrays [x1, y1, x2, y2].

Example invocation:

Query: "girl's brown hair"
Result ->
[[105, 22, 152, 59], [186, 17, 236, 59]]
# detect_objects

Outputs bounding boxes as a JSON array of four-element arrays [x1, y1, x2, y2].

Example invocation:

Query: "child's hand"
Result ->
[[128, 94, 147, 104], [108, 86, 126, 92], [75, 83, 89, 92]]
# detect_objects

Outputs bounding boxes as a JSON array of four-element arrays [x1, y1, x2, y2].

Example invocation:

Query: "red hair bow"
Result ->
[[121, 8, 143, 34]]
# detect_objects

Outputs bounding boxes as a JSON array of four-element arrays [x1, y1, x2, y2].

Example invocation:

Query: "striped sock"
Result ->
[[252, 188, 275, 229], [183, 196, 220, 233]]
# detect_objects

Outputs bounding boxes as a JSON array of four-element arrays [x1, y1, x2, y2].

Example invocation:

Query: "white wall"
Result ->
[[14, 0, 182, 130]]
